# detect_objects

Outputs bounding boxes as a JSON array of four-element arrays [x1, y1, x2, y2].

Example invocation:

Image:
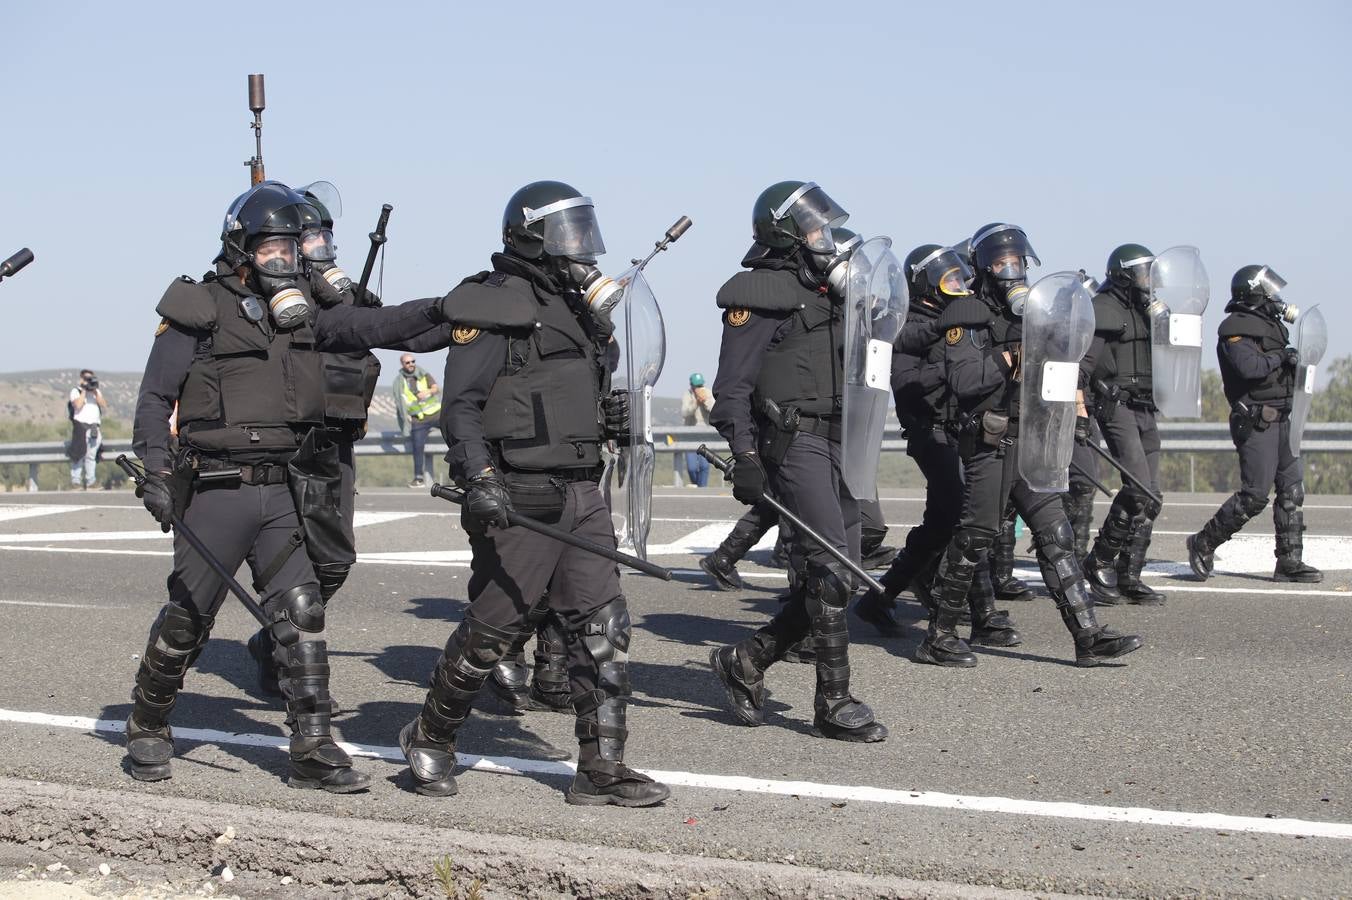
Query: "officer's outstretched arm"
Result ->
[[312, 297, 443, 353], [133, 322, 196, 474]]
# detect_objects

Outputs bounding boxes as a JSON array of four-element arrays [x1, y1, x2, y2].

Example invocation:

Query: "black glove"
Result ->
[[1074, 415, 1092, 445], [463, 469, 512, 529], [602, 390, 631, 440], [135, 471, 175, 534], [1283, 348, 1300, 370], [730, 452, 766, 505]]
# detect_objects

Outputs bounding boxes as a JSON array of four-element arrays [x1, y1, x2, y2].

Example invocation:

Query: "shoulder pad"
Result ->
[[441, 271, 536, 329], [936, 296, 993, 329], [155, 276, 217, 330], [716, 269, 809, 312], [1092, 291, 1128, 334], [1218, 311, 1270, 339]]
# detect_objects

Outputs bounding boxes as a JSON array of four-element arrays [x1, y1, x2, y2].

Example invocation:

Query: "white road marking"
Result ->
[[0, 530, 170, 543], [0, 707, 1347, 841], [0, 505, 91, 523], [0, 600, 126, 610], [351, 512, 422, 528]]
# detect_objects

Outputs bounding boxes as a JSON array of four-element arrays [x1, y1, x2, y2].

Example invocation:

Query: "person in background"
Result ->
[[394, 354, 443, 488], [681, 372, 715, 487], [68, 369, 107, 490]]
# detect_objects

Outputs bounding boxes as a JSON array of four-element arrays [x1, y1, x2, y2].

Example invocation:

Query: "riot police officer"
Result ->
[[126, 181, 448, 791], [926, 223, 1142, 667], [398, 181, 669, 806], [1063, 272, 1104, 559], [706, 182, 886, 743], [1187, 266, 1321, 583], [244, 181, 451, 706], [1078, 245, 1167, 605]]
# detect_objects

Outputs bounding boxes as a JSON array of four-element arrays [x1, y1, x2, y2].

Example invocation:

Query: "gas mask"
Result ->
[[250, 236, 309, 329], [986, 253, 1030, 313], [1270, 299, 1299, 323], [558, 258, 623, 327], [301, 227, 352, 293]]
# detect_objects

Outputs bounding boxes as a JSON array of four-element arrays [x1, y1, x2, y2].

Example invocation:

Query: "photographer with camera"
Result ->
[[68, 369, 107, 490]]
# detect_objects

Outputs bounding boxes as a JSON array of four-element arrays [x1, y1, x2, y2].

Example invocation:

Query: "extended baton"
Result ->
[[1070, 461, 1113, 498], [116, 455, 272, 628], [430, 484, 673, 581], [356, 203, 392, 301], [697, 446, 886, 594], [1080, 440, 1164, 507]]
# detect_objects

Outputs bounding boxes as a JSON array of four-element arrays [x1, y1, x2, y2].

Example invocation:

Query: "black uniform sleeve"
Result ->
[[396, 323, 455, 353], [312, 297, 442, 353], [709, 312, 782, 455], [896, 316, 941, 355], [439, 332, 508, 481], [132, 323, 197, 473], [1219, 335, 1283, 380], [944, 325, 1012, 407], [1078, 335, 1108, 388]]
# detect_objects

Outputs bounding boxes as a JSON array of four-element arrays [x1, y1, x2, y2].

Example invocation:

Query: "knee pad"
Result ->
[[950, 528, 995, 564], [271, 585, 325, 647], [578, 598, 632, 699], [1142, 493, 1163, 521], [153, 602, 212, 653], [1238, 490, 1270, 518], [1276, 483, 1304, 512], [1034, 518, 1080, 590], [804, 563, 851, 617], [314, 564, 350, 602]]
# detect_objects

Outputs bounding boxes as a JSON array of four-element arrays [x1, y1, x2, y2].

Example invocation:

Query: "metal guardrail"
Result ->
[[4, 423, 1352, 491]]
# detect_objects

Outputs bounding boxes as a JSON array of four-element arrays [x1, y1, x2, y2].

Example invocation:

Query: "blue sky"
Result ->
[[2, 0, 1348, 396]]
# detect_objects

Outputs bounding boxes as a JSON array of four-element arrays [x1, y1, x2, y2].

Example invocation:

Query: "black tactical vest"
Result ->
[[481, 289, 606, 473], [752, 280, 842, 417], [174, 279, 326, 457], [1218, 308, 1293, 407], [1093, 286, 1153, 398], [976, 303, 1022, 418]]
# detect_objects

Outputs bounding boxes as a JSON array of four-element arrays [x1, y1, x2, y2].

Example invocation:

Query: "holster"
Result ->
[[755, 398, 800, 466], [168, 454, 197, 519], [287, 429, 356, 570], [1091, 378, 1121, 423], [958, 410, 1010, 457]]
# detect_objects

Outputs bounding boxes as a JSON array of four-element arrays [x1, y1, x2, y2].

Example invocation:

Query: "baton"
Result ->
[[116, 455, 272, 629], [430, 484, 673, 581], [1080, 440, 1164, 507], [697, 446, 886, 594], [1069, 461, 1113, 498], [0, 248, 34, 282], [356, 203, 392, 301]]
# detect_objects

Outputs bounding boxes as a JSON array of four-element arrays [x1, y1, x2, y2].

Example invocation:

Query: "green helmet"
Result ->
[[750, 181, 849, 254], [501, 180, 606, 261], [905, 243, 973, 303], [1230, 264, 1287, 306], [689, 372, 705, 387], [1106, 243, 1154, 291]]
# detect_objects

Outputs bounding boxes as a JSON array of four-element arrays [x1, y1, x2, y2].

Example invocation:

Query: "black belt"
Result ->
[[189, 456, 289, 486], [797, 414, 842, 441]]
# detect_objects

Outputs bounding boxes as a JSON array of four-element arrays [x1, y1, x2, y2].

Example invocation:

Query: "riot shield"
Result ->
[[1018, 272, 1096, 492], [841, 237, 909, 500], [1149, 246, 1209, 417], [1289, 305, 1327, 458], [600, 265, 666, 559]]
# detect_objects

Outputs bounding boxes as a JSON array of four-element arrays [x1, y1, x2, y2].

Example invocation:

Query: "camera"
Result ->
[[82, 376, 99, 391]]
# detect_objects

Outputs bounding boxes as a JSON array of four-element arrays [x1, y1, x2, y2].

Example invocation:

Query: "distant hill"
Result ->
[[0, 369, 689, 433]]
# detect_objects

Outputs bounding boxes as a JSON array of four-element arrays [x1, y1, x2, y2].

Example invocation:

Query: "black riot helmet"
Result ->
[[905, 243, 974, 304], [295, 182, 343, 265], [970, 223, 1039, 311], [1231, 264, 1287, 305], [502, 180, 606, 262], [1106, 243, 1155, 292], [220, 180, 308, 277], [296, 181, 342, 228], [750, 181, 849, 256]]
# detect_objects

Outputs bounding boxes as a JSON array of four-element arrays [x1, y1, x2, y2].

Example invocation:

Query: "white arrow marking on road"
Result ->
[[0, 707, 1347, 841]]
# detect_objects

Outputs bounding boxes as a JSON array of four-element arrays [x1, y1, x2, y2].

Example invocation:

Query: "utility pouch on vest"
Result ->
[[756, 398, 801, 466], [1091, 378, 1121, 423], [503, 473, 568, 525], [958, 410, 1010, 457], [287, 429, 356, 572]]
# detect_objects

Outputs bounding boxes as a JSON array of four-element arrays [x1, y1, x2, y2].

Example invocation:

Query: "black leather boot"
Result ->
[[125, 604, 213, 782], [1274, 487, 1322, 583], [807, 566, 887, 742], [968, 567, 1022, 647], [1055, 581, 1143, 667], [529, 617, 574, 712], [1117, 516, 1165, 605], [1083, 505, 1132, 604], [914, 536, 982, 668]]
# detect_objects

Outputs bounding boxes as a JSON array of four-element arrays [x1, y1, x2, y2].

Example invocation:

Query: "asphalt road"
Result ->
[[0, 486, 1348, 898]]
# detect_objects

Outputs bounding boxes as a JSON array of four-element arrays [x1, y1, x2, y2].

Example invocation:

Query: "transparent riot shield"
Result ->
[[1289, 305, 1327, 458], [841, 237, 909, 501], [1018, 272, 1096, 492], [600, 265, 666, 558], [1149, 246, 1209, 418]]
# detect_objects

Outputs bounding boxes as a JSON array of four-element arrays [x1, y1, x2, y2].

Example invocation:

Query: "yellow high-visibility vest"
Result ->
[[401, 374, 442, 420]]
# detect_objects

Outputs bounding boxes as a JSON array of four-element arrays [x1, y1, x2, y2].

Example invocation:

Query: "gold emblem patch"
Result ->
[[452, 326, 481, 344], [945, 326, 964, 345], [1226, 335, 1243, 343], [726, 308, 751, 327], [154, 318, 170, 337]]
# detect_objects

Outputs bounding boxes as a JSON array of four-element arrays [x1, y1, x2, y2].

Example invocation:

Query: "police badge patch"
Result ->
[[945, 326, 963, 345], [726, 308, 751, 327], [452, 326, 481, 344], [154, 318, 170, 337]]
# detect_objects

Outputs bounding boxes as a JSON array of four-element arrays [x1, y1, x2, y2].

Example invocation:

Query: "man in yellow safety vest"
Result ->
[[394, 354, 443, 487]]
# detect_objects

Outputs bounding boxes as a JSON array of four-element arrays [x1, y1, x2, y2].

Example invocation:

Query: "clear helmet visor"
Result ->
[[301, 227, 338, 262], [1120, 254, 1154, 291], [973, 224, 1040, 274], [252, 236, 301, 276], [781, 184, 849, 253], [989, 252, 1028, 282], [914, 247, 974, 297], [1251, 266, 1288, 298], [526, 197, 606, 260], [296, 181, 342, 220]]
